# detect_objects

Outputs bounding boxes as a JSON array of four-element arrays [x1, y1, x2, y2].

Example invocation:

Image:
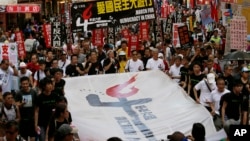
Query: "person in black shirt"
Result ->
[[180, 56, 190, 91], [45, 50, 54, 69], [34, 77, 59, 141], [103, 50, 120, 74], [190, 47, 205, 66], [85, 51, 103, 75], [65, 55, 85, 77], [15, 76, 37, 141], [51, 68, 65, 96], [188, 62, 204, 100], [97, 45, 106, 63], [220, 81, 248, 134], [219, 64, 234, 91], [141, 48, 151, 71]]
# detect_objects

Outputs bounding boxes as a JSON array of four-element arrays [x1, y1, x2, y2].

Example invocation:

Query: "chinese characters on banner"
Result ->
[[230, 16, 248, 50], [178, 25, 191, 48], [172, 23, 184, 47], [52, 21, 62, 47], [92, 29, 104, 46], [43, 24, 52, 48], [0, 43, 18, 67], [121, 28, 130, 43], [15, 31, 26, 59], [128, 35, 139, 56], [71, 0, 155, 36], [140, 21, 149, 40]]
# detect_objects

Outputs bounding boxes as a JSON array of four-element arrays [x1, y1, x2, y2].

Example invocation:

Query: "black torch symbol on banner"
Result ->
[[86, 75, 156, 140]]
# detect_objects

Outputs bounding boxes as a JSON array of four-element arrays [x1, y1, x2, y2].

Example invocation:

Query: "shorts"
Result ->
[[19, 119, 37, 138]]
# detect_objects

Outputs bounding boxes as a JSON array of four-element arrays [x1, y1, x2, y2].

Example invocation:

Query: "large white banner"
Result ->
[[65, 71, 216, 141], [0, 43, 18, 67]]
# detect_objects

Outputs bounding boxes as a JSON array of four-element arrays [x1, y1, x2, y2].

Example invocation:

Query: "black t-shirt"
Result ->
[[98, 52, 106, 63], [180, 66, 189, 82], [191, 55, 205, 65], [220, 93, 243, 120], [45, 59, 53, 68], [48, 118, 70, 137], [37, 53, 45, 61], [85, 61, 103, 75], [219, 74, 234, 92], [65, 63, 84, 77], [53, 79, 65, 96], [142, 56, 150, 71], [15, 89, 37, 121], [36, 92, 59, 127], [103, 58, 120, 74]]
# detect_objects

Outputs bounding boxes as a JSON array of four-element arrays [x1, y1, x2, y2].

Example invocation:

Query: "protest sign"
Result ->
[[178, 25, 191, 48], [51, 20, 62, 47], [140, 21, 149, 40], [0, 43, 18, 67], [128, 34, 139, 56], [172, 23, 184, 47], [43, 23, 52, 48], [92, 29, 104, 46], [221, 9, 232, 26], [15, 31, 26, 59], [200, 7, 214, 25]]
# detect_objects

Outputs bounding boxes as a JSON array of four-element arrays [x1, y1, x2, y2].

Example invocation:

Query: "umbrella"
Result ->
[[223, 51, 250, 61]]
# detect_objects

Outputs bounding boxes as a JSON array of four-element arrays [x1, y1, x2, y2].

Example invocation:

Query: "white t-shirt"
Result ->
[[169, 64, 183, 83], [146, 58, 165, 70], [0, 67, 14, 93], [18, 69, 32, 78], [211, 88, 230, 115], [125, 59, 144, 72], [195, 79, 217, 107], [58, 59, 71, 76], [34, 70, 46, 81]]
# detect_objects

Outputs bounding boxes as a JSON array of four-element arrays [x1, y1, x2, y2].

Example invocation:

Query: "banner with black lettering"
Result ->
[[71, 0, 155, 34], [51, 20, 62, 47], [65, 71, 217, 141]]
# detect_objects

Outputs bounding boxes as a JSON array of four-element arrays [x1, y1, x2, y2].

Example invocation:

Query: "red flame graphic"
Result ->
[[82, 4, 93, 20], [106, 74, 139, 98]]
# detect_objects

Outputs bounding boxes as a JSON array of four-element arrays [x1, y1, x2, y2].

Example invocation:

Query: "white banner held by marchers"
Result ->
[[64, 71, 216, 141]]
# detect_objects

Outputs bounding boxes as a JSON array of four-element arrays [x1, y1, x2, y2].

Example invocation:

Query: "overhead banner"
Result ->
[[64, 71, 216, 141], [178, 25, 191, 48], [51, 20, 62, 47], [230, 16, 248, 50], [71, 0, 155, 33], [0, 43, 18, 67]]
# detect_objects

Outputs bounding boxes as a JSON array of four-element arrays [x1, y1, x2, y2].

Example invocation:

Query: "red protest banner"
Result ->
[[1, 44, 9, 60], [128, 34, 139, 56], [121, 29, 130, 43], [43, 24, 52, 48], [15, 31, 26, 59], [140, 21, 149, 41], [161, 4, 170, 18], [92, 29, 104, 46]]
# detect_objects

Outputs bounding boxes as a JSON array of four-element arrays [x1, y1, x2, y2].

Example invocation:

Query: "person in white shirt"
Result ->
[[146, 48, 165, 71], [0, 60, 18, 94], [18, 62, 33, 87], [33, 60, 46, 89], [169, 56, 183, 83], [194, 73, 217, 111], [125, 50, 144, 72], [210, 78, 230, 130], [58, 52, 70, 77]]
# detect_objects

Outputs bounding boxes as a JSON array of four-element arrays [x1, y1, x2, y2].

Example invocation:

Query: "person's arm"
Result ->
[[187, 76, 191, 95], [210, 102, 216, 116], [15, 106, 21, 123], [125, 60, 129, 72], [103, 59, 113, 71], [221, 101, 228, 125], [33, 71, 38, 88], [76, 64, 85, 75], [9, 63, 18, 76], [29, 74, 34, 87], [84, 62, 92, 74], [34, 106, 40, 134], [193, 87, 200, 104]]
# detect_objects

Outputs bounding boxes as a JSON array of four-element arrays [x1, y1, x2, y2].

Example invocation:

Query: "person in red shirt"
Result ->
[[27, 54, 40, 77]]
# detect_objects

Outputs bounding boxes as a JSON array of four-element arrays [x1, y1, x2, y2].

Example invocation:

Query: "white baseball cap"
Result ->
[[19, 62, 27, 68], [207, 73, 215, 84]]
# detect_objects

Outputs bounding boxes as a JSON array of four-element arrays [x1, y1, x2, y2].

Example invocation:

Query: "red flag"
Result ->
[[92, 29, 104, 46], [121, 29, 130, 43], [1, 44, 9, 60], [211, 0, 218, 22], [140, 21, 149, 41], [15, 31, 26, 59], [43, 24, 52, 48]]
